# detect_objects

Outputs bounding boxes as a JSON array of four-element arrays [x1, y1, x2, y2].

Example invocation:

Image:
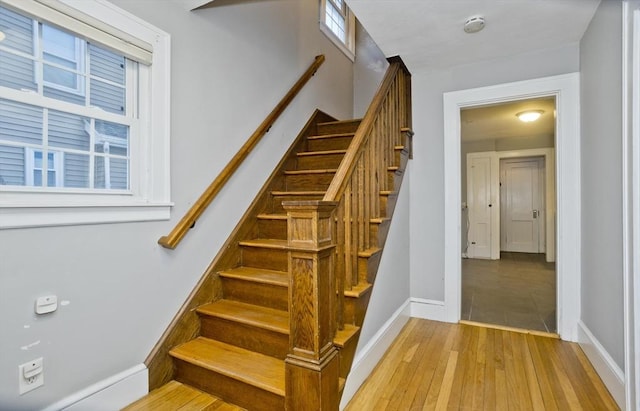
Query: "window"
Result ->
[[0, 0, 171, 229], [320, 0, 355, 61]]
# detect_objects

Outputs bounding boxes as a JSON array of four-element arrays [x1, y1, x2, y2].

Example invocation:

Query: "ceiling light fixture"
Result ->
[[464, 16, 485, 34], [516, 110, 544, 122]]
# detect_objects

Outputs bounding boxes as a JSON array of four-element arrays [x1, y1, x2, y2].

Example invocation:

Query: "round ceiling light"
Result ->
[[464, 16, 485, 34], [516, 110, 544, 122]]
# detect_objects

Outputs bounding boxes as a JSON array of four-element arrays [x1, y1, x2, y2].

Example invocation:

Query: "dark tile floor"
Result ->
[[461, 252, 557, 333]]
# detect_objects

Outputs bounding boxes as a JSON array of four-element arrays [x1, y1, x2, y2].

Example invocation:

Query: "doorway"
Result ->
[[442, 73, 581, 341], [461, 99, 557, 333]]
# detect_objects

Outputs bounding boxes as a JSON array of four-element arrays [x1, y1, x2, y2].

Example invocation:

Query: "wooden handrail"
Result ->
[[158, 55, 326, 249], [323, 58, 402, 202]]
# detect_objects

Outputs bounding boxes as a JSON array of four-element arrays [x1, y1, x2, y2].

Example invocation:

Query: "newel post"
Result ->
[[282, 200, 340, 411]]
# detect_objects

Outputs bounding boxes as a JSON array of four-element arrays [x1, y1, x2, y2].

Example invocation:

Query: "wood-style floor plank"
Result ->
[[345, 319, 619, 411]]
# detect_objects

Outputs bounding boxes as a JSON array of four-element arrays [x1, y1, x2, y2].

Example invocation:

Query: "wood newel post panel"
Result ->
[[283, 200, 340, 411]]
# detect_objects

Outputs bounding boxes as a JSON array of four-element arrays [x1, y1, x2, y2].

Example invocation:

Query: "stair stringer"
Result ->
[[144, 109, 338, 391]]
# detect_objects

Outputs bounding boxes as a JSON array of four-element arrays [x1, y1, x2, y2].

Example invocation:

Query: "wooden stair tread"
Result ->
[[271, 190, 325, 196], [344, 282, 373, 298], [122, 380, 244, 411], [219, 266, 288, 287], [370, 217, 390, 224], [284, 169, 337, 175], [170, 338, 285, 397], [297, 149, 347, 156], [334, 324, 360, 348], [256, 213, 287, 220], [238, 238, 288, 249], [358, 247, 382, 258], [307, 132, 355, 140], [197, 300, 289, 334]]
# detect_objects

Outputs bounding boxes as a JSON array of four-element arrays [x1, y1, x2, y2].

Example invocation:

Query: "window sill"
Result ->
[[0, 201, 173, 229], [320, 23, 355, 62]]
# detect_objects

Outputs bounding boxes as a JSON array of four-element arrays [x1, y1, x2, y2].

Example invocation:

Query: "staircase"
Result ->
[[125, 58, 412, 411]]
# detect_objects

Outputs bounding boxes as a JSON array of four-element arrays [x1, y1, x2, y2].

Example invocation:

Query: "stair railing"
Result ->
[[158, 55, 326, 249], [282, 56, 412, 410]]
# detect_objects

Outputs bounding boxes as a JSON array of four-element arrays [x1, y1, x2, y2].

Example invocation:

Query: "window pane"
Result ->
[[42, 25, 77, 63], [0, 6, 34, 55], [0, 144, 25, 185], [33, 168, 42, 186], [110, 157, 128, 189], [89, 44, 125, 85], [47, 170, 56, 187], [49, 110, 89, 151], [44, 63, 79, 90], [94, 156, 105, 188], [90, 78, 125, 114], [63, 153, 89, 188], [0, 99, 43, 145], [95, 120, 128, 156], [34, 150, 42, 169], [0, 50, 37, 91], [43, 84, 86, 105]]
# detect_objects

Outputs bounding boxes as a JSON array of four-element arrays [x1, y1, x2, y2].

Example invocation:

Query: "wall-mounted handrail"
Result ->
[[158, 55, 325, 249]]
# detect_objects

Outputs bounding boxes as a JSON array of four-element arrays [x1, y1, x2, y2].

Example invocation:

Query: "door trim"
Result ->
[[443, 73, 580, 341]]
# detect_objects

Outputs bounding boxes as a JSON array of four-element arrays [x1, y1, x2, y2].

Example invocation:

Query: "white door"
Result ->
[[500, 158, 544, 253], [467, 154, 493, 259]]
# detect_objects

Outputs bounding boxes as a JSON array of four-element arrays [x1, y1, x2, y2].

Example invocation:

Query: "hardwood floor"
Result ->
[[345, 318, 619, 410], [462, 252, 556, 333]]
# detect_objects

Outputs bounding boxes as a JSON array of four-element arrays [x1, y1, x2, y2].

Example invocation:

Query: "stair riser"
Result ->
[[241, 247, 288, 271], [344, 292, 372, 326], [174, 360, 284, 411], [258, 219, 287, 240], [307, 136, 353, 151], [270, 195, 324, 213], [387, 170, 403, 192], [338, 338, 359, 380], [317, 121, 360, 135], [394, 147, 409, 168], [221, 278, 289, 311], [285, 174, 334, 191], [199, 316, 288, 360], [359, 252, 383, 285], [370, 220, 390, 248], [380, 193, 398, 217], [297, 153, 345, 169]]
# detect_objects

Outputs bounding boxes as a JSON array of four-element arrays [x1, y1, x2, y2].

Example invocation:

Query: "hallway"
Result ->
[[461, 252, 556, 333]]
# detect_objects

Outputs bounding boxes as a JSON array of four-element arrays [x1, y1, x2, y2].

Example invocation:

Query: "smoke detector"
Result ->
[[464, 16, 485, 34]]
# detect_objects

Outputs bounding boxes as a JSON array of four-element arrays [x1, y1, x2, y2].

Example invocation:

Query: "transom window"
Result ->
[[0, 5, 133, 191]]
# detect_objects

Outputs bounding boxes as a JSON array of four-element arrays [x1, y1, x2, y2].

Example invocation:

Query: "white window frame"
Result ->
[[319, 0, 355, 61], [0, 0, 172, 229], [25, 148, 63, 187]]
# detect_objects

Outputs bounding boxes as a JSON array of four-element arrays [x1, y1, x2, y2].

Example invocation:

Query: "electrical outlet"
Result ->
[[19, 358, 44, 395]]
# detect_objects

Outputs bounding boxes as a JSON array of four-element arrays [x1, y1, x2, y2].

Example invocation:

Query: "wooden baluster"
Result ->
[[335, 200, 345, 330], [283, 200, 340, 411], [350, 177, 358, 287], [344, 184, 353, 290]]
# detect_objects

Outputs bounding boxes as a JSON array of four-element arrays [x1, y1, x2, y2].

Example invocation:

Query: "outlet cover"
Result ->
[[19, 358, 44, 395]]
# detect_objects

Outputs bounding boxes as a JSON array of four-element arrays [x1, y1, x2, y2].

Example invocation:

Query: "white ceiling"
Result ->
[[461, 97, 556, 143], [346, 0, 600, 71]]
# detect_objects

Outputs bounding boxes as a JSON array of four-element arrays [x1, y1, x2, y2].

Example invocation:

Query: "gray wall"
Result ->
[[353, 22, 388, 118], [409, 43, 579, 301], [0, 1, 388, 409], [580, 0, 625, 369]]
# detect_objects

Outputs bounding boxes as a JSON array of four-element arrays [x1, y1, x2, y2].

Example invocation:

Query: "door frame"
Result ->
[[443, 73, 580, 341]]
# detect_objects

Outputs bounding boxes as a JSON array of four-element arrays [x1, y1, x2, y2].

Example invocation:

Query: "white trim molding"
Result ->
[[623, 2, 640, 409], [410, 297, 448, 322], [577, 321, 626, 409], [443, 73, 581, 341], [339, 299, 411, 410], [42, 363, 148, 411]]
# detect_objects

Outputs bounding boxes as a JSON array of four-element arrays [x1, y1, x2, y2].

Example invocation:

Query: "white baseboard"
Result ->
[[339, 298, 411, 410], [410, 298, 448, 322], [42, 364, 148, 411], [577, 321, 625, 409]]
